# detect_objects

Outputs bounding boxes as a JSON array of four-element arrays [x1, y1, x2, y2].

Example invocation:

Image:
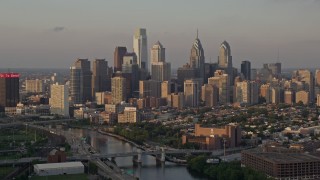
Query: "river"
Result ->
[[69, 128, 207, 180]]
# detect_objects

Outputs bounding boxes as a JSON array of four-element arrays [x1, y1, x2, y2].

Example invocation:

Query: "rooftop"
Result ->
[[34, 162, 84, 169]]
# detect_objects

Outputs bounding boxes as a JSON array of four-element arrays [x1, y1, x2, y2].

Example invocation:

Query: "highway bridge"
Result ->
[[0, 119, 74, 128]]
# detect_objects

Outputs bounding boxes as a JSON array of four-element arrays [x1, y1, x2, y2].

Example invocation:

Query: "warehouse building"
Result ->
[[34, 162, 84, 176]]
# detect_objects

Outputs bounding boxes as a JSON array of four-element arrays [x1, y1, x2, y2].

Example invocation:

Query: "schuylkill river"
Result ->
[[70, 128, 207, 180]]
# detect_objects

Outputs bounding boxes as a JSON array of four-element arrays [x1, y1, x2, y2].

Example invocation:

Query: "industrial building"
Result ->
[[34, 162, 84, 176]]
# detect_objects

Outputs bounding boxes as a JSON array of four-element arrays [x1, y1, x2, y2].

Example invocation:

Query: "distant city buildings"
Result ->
[[114, 46, 127, 72], [190, 32, 205, 82], [25, 79, 44, 93], [241, 60, 251, 80]]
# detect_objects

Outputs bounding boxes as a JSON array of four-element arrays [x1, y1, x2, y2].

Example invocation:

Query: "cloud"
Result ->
[[52, 26, 65, 32]]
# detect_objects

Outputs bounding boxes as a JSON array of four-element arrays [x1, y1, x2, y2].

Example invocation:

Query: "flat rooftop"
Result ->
[[243, 148, 320, 164], [34, 162, 84, 169]]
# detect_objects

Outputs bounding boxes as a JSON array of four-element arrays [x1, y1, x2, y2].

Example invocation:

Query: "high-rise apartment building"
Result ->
[[235, 81, 251, 105], [111, 76, 127, 104], [0, 73, 20, 112], [317, 94, 320, 107], [92, 59, 108, 98], [114, 46, 127, 72], [177, 64, 198, 91], [241, 61, 251, 80], [184, 79, 201, 107], [133, 28, 148, 70], [25, 79, 44, 93], [49, 83, 69, 117], [284, 89, 294, 105], [71, 59, 92, 103], [190, 32, 205, 82]]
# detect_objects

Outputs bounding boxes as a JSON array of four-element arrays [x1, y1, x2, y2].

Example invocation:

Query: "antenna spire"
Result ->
[[196, 29, 199, 39]]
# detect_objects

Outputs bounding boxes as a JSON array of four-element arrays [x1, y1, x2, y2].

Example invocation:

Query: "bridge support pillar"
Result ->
[[133, 149, 142, 166], [156, 147, 165, 165]]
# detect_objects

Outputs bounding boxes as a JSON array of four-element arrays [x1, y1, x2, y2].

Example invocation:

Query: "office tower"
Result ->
[[296, 90, 309, 105], [151, 41, 171, 82], [51, 73, 63, 85], [170, 93, 185, 109], [122, 53, 139, 93], [267, 63, 281, 77], [284, 89, 294, 105], [260, 84, 271, 103], [151, 41, 165, 63], [317, 94, 320, 107], [0, 73, 19, 112], [161, 81, 170, 99], [49, 83, 69, 117], [250, 81, 259, 105], [92, 59, 108, 98], [177, 63, 197, 91], [72, 59, 92, 102], [25, 79, 44, 93], [190, 31, 205, 81], [271, 87, 282, 104], [114, 46, 127, 72], [251, 69, 257, 80], [204, 63, 218, 84], [316, 69, 320, 86], [208, 70, 230, 105], [241, 61, 251, 80], [184, 79, 201, 107], [218, 41, 232, 72], [70, 66, 82, 104], [201, 84, 218, 107], [139, 80, 161, 98], [151, 62, 171, 82], [292, 69, 315, 102], [111, 76, 126, 104], [133, 28, 148, 70], [235, 81, 250, 105]]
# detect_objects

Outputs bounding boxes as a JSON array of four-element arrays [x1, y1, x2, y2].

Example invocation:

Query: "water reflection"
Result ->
[[70, 128, 206, 180]]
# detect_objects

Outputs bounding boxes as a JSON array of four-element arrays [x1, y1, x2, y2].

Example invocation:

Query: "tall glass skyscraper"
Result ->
[[133, 28, 148, 71]]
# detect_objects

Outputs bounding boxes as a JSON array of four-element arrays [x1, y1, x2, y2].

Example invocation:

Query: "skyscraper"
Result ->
[[151, 41, 171, 82], [50, 83, 69, 117], [73, 59, 92, 102], [139, 80, 161, 98], [151, 41, 165, 63], [70, 66, 82, 104], [184, 79, 201, 107], [241, 61, 251, 80], [201, 84, 218, 107], [208, 70, 230, 105], [122, 53, 139, 93], [218, 41, 232, 69], [92, 59, 108, 98], [190, 31, 205, 81], [111, 76, 126, 104], [0, 73, 19, 112], [133, 28, 148, 70], [292, 69, 315, 103], [114, 47, 127, 72]]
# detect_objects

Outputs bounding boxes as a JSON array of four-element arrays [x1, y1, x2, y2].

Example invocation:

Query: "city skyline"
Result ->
[[0, 0, 320, 69]]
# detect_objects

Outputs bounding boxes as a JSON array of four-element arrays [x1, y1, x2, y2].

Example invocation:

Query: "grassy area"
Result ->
[[30, 174, 89, 180], [0, 167, 15, 179]]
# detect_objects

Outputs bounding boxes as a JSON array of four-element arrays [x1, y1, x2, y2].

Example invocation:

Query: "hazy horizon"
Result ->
[[1, 0, 319, 69]]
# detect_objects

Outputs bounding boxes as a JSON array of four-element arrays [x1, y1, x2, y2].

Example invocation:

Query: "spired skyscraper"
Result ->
[[133, 28, 148, 71], [190, 31, 205, 82], [218, 41, 233, 85]]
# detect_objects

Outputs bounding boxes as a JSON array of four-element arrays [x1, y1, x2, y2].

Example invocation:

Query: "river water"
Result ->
[[69, 128, 206, 180]]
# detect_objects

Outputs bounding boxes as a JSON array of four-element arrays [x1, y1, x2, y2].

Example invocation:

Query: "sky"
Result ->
[[0, 0, 320, 69]]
